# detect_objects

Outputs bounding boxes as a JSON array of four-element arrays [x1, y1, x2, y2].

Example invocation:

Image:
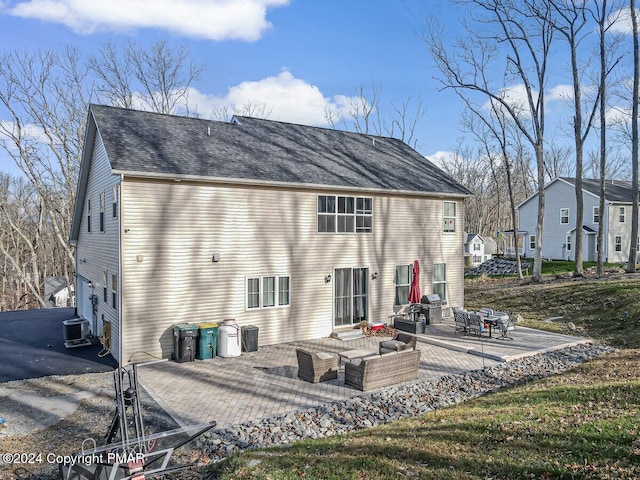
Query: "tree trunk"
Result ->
[[628, 0, 639, 273]]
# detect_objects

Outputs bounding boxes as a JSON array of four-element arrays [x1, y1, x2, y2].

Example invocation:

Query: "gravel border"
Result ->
[[200, 343, 615, 462]]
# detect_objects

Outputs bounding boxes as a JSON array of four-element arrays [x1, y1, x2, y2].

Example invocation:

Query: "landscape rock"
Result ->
[[465, 258, 531, 277], [201, 343, 614, 464]]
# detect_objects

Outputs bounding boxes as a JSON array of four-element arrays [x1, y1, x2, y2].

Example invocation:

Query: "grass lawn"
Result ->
[[201, 276, 640, 480], [205, 351, 640, 480]]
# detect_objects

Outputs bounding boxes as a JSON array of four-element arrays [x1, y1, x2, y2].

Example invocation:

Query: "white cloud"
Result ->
[[186, 71, 355, 126], [605, 106, 631, 126], [608, 8, 638, 34], [3, 0, 290, 41], [426, 150, 457, 168], [547, 84, 573, 102]]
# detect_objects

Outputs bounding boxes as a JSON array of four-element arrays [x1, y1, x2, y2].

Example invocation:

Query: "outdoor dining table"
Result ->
[[476, 313, 499, 338]]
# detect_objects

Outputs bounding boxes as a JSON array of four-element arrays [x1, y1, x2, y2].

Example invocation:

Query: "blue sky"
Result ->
[[0, 0, 635, 177], [0, 0, 470, 175]]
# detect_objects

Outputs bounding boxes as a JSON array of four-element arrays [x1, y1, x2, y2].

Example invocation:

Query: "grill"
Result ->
[[419, 294, 443, 324]]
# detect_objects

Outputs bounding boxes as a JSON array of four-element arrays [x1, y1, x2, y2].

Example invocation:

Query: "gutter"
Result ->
[[112, 170, 472, 199]]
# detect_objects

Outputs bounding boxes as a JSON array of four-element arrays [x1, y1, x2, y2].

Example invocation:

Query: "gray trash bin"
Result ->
[[241, 325, 259, 352]]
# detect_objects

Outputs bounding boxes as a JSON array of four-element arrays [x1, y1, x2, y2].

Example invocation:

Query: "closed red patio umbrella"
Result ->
[[408, 259, 421, 304]]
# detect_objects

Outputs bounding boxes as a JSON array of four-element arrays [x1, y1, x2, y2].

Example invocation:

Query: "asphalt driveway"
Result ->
[[0, 307, 117, 383]]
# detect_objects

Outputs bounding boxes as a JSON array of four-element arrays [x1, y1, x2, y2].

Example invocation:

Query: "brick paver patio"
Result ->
[[137, 321, 587, 429]]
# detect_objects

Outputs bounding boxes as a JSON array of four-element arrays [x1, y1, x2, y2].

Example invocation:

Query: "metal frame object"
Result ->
[[59, 362, 216, 480]]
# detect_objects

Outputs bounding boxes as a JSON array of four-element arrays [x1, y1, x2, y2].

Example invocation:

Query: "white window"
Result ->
[[443, 202, 456, 233], [278, 277, 290, 306], [394, 265, 412, 306], [473, 243, 481, 251], [560, 208, 569, 224], [433, 263, 447, 300], [111, 274, 117, 310], [247, 275, 290, 309], [620, 207, 626, 223], [529, 235, 536, 250], [637, 235, 639, 251], [355, 197, 373, 233], [112, 185, 118, 218], [566, 235, 572, 251], [317, 195, 372, 233], [593, 206, 599, 224], [87, 199, 92, 233], [103, 271, 108, 303], [99, 192, 105, 232], [615, 235, 622, 252]]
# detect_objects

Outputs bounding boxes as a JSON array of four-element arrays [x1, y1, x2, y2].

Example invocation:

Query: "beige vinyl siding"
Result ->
[[120, 178, 465, 364], [607, 203, 635, 263], [74, 133, 121, 361]]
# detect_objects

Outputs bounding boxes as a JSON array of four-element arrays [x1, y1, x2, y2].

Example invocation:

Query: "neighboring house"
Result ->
[[70, 104, 471, 365], [44, 276, 74, 308], [517, 177, 636, 263], [463, 233, 492, 267]]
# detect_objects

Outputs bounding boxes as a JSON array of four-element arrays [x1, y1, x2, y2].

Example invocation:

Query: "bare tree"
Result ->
[[464, 103, 525, 279], [628, 0, 640, 272], [543, 143, 574, 181], [0, 48, 89, 304], [325, 83, 426, 149], [90, 39, 203, 115], [590, 0, 625, 277], [544, 1, 613, 278], [0, 41, 204, 309], [210, 101, 273, 122], [428, 0, 554, 282]]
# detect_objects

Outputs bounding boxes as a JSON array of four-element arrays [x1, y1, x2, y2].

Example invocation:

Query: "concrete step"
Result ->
[[333, 330, 364, 341]]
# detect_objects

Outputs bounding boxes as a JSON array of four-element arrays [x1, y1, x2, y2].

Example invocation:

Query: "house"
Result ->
[[463, 233, 492, 267], [44, 276, 74, 308], [517, 177, 636, 262], [70, 104, 471, 365]]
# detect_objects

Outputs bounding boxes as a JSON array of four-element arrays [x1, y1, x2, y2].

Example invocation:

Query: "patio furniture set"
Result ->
[[453, 307, 515, 340], [296, 332, 420, 391]]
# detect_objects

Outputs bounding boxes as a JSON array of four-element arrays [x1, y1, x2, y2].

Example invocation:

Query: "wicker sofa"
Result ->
[[345, 349, 421, 391], [378, 332, 417, 354], [296, 348, 339, 383]]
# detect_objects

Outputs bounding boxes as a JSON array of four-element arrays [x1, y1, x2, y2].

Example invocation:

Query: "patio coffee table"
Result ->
[[338, 349, 377, 365]]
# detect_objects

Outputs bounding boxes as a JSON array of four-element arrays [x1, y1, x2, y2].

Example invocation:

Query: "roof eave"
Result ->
[[70, 107, 98, 242], [113, 169, 473, 199]]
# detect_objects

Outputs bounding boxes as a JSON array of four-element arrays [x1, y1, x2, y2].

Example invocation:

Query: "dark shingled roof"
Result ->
[[89, 104, 471, 196], [560, 177, 634, 203]]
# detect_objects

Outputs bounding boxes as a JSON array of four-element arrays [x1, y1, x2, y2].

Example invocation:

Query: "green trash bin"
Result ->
[[173, 323, 198, 363], [197, 322, 219, 360]]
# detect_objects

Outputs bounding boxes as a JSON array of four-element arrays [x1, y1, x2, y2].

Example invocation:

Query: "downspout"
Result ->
[[118, 174, 124, 366]]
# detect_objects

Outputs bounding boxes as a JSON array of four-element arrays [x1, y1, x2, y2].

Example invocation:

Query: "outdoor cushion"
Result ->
[[380, 340, 406, 351]]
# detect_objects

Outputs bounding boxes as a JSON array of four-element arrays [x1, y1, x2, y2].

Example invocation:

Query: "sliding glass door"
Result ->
[[334, 267, 369, 327]]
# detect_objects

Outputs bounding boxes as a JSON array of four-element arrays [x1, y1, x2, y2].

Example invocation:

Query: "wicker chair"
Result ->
[[496, 314, 515, 340], [467, 313, 489, 337], [453, 307, 469, 333], [295, 348, 339, 383], [378, 332, 418, 354]]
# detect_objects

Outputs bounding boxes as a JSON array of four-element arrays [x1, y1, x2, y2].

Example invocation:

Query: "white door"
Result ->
[[334, 267, 369, 327], [79, 277, 94, 329]]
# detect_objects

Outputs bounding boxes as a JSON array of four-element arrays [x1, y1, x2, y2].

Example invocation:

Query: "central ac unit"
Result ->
[[63, 318, 92, 348]]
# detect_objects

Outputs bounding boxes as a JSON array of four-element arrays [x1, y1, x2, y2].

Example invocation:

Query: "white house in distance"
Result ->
[[70, 104, 471, 365], [463, 233, 492, 267], [517, 177, 636, 263]]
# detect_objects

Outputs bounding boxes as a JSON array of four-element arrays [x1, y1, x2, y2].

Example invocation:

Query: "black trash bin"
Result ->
[[241, 325, 259, 352], [173, 323, 198, 363]]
